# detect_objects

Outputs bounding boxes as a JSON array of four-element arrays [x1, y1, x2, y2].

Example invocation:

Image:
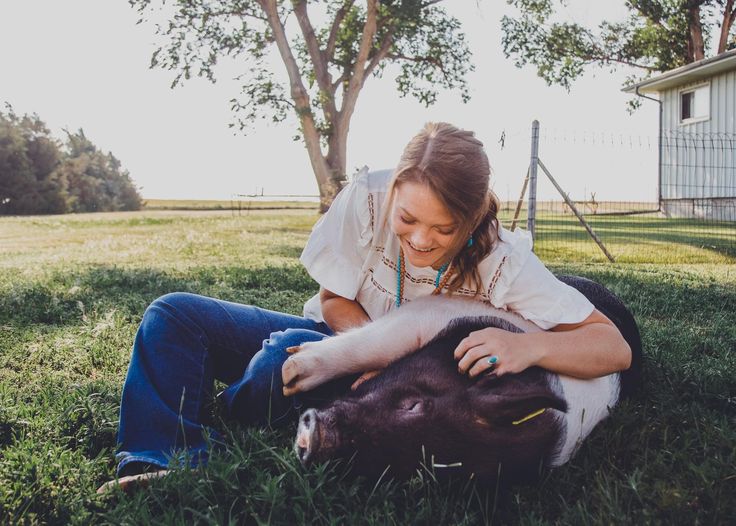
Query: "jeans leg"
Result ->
[[115, 292, 330, 475], [219, 328, 334, 427]]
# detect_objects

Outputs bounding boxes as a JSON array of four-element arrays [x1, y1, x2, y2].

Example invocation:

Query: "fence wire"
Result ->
[[509, 127, 735, 263]]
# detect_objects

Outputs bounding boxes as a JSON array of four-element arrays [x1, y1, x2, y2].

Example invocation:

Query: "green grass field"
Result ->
[[1, 209, 735, 524], [532, 213, 736, 263]]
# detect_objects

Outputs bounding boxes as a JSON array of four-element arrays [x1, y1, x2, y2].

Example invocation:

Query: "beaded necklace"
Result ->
[[395, 247, 454, 307]]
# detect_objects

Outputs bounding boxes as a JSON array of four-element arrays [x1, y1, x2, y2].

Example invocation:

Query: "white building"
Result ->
[[624, 49, 736, 221]]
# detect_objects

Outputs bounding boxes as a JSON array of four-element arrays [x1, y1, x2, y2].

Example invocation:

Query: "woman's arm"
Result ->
[[319, 287, 370, 333], [455, 309, 632, 379], [284, 295, 532, 395]]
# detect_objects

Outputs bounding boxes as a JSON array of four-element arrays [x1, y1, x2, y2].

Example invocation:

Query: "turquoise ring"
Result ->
[[487, 356, 498, 365]]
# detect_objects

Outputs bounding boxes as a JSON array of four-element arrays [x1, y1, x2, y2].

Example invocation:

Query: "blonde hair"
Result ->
[[385, 122, 500, 294]]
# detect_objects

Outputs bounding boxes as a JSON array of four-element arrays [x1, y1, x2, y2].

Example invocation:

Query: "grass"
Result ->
[[0, 209, 735, 524], [504, 212, 736, 264]]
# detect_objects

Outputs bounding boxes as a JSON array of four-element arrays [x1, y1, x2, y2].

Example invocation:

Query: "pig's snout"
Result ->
[[295, 408, 341, 465]]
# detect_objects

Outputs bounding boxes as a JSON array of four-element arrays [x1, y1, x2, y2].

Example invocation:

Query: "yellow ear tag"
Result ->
[[512, 408, 546, 425]]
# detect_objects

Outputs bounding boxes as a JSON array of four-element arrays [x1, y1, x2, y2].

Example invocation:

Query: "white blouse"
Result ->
[[300, 168, 594, 330]]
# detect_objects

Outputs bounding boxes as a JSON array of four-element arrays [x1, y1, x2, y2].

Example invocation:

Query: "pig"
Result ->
[[284, 276, 642, 483]]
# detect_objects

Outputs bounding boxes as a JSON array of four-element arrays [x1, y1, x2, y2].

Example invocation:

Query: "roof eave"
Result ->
[[622, 49, 736, 94]]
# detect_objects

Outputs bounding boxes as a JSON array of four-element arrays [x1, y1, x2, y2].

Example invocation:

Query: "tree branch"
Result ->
[[293, 1, 331, 89], [259, 0, 327, 171], [259, 1, 307, 103], [339, 0, 378, 129], [326, 0, 355, 62], [628, 4, 670, 31], [717, 0, 736, 53], [332, 71, 350, 92], [388, 52, 451, 81], [364, 29, 394, 78], [580, 53, 658, 72], [205, 6, 269, 23], [292, 0, 338, 121]]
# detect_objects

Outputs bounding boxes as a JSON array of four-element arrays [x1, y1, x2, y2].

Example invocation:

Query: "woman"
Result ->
[[106, 122, 631, 489]]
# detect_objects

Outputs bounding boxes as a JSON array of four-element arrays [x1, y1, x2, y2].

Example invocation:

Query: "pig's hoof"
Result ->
[[286, 345, 302, 354], [282, 357, 304, 388]]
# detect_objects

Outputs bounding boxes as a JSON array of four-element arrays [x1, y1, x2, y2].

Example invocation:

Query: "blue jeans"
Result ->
[[115, 292, 344, 476]]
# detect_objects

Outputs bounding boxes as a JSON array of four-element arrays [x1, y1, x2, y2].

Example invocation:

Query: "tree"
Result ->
[[58, 129, 143, 213], [129, 0, 473, 211], [0, 106, 142, 215], [0, 108, 67, 215], [501, 0, 736, 91]]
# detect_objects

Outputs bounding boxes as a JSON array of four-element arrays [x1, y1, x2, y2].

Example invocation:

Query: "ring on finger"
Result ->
[[487, 355, 499, 366]]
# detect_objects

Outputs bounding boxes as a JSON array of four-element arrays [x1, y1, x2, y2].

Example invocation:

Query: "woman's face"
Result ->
[[390, 181, 459, 269]]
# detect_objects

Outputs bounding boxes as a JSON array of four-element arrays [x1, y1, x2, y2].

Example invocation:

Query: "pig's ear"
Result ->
[[469, 375, 567, 426]]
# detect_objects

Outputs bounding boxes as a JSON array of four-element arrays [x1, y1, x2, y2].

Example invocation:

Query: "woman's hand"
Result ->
[[453, 328, 540, 378]]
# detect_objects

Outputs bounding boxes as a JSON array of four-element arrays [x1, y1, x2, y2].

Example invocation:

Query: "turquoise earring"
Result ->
[[467, 236, 474, 248]]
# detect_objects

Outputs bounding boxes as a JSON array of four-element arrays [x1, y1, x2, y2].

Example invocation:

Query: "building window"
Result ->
[[680, 84, 710, 123]]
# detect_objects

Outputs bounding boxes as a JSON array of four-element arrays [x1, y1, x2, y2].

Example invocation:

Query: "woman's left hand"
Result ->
[[453, 328, 539, 378]]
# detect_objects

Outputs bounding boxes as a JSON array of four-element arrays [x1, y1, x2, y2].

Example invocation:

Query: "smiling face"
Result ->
[[390, 181, 460, 269]]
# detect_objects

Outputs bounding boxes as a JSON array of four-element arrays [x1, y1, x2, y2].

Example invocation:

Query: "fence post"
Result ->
[[657, 102, 663, 209], [536, 159, 616, 262], [510, 166, 530, 232], [528, 120, 540, 242]]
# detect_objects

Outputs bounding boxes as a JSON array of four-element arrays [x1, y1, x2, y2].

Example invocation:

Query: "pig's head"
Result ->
[[294, 319, 568, 483]]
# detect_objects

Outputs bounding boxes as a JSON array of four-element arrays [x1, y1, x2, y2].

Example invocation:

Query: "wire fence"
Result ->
[[229, 121, 734, 263], [230, 193, 319, 214], [507, 122, 735, 263]]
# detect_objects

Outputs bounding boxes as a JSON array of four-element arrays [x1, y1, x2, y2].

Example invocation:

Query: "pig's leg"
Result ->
[[282, 296, 513, 395]]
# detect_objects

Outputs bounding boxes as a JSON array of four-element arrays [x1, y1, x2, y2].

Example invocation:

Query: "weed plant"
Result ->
[[0, 210, 734, 524]]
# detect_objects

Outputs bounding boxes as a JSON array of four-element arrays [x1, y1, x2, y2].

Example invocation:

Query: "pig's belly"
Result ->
[[547, 372, 621, 467]]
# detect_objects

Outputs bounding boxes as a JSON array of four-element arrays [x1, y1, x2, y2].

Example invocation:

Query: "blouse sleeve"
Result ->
[[299, 169, 373, 300], [499, 252, 595, 330]]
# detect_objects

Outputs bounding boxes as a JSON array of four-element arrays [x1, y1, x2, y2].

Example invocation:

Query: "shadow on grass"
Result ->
[[0, 264, 319, 326], [2, 265, 735, 524], [555, 265, 736, 411], [534, 216, 736, 259]]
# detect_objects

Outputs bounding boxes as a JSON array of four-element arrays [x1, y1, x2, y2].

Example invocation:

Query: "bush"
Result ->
[[0, 105, 141, 215]]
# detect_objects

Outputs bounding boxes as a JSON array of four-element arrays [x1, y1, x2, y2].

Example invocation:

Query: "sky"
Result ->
[[0, 1, 661, 202]]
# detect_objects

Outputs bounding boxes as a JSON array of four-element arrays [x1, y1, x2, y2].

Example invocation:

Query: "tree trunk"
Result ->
[[312, 3, 379, 213], [718, 0, 736, 54], [318, 123, 349, 213], [688, 4, 705, 61], [259, 0, 340, 213], [314, 161, 342, 214]]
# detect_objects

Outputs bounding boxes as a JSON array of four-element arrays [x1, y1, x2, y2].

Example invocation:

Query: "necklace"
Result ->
[[395, 247, 454, 307]]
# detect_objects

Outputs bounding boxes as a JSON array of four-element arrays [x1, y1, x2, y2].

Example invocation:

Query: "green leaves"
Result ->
[[391, 5, 473, 106], [0, 108, 142, 215], [501, 0, 727, 91], [129, 1, 474, 204]]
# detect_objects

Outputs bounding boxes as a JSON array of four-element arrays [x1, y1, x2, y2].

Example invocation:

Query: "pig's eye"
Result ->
[[399, 398, 424, 412]]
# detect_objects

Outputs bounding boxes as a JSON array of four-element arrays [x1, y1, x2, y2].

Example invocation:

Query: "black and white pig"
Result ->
[[282, 276, 642, 483]]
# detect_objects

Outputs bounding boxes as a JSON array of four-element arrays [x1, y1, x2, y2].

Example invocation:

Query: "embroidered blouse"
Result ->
[[300, 168, 594, 330]]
